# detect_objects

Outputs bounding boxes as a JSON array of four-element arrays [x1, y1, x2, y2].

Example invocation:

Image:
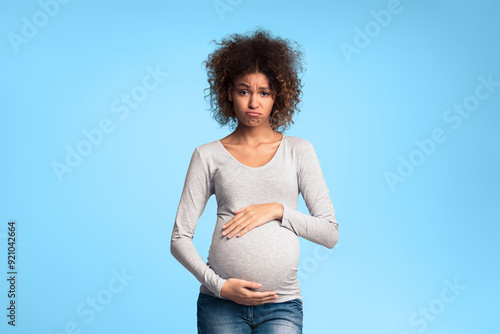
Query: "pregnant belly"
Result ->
[[207, 218, 300, 292]]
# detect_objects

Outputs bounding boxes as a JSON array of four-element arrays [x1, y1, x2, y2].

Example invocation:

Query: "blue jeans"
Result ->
[[197, 292, 303, 333]]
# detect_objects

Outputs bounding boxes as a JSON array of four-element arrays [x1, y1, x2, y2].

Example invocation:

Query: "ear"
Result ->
[[228, 85, 233, 102]]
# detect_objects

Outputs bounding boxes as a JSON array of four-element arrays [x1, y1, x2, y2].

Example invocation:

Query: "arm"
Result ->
[[278, 140, 340, 249], [170, 147, 227, 298]]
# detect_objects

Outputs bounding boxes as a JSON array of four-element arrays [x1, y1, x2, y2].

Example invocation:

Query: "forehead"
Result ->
[[234, 72, 270, 88]]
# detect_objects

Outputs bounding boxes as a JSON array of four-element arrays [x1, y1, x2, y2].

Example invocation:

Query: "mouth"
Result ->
[[245, 112, 261, 116]]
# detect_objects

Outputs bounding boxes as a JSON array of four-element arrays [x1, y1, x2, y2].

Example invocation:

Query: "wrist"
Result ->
[[219, 280, 228, 298], [274, 203, 284, 221]]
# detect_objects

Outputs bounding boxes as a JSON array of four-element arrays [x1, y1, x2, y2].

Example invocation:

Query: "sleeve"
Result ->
[[278, 140, 340, 249], [170, 147, 227, 298]]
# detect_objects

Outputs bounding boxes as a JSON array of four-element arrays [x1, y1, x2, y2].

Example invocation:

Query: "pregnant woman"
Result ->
[[170, 28, 340, 333]]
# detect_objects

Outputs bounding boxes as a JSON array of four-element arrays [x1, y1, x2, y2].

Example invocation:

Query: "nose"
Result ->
[[248, 94, 259, 109]]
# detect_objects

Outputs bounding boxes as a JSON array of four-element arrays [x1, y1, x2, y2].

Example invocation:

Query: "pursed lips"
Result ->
[[245, 111, 261, 116]]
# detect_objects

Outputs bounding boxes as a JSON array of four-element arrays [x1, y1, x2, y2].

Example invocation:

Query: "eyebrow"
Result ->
[[236, 83, 270, 90]]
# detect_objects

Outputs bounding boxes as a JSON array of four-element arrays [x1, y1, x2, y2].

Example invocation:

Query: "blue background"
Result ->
[[1, 0, 499, 333]]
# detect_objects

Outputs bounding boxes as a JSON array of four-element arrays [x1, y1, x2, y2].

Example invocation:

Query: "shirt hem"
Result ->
[[199, 284, 302, 304]]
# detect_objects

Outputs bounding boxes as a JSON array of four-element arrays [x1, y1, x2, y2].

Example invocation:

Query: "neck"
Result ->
[[231, 123, 281, 145]]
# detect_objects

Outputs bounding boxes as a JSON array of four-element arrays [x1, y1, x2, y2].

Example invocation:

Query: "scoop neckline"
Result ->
[[217, 134, 286, 170]]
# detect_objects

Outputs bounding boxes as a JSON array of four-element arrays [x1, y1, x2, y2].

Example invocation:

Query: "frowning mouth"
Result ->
[[245, 112, 261, 116]]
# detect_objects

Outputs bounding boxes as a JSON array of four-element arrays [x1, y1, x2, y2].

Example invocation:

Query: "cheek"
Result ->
[[233, 99, 244, 110], [233, 101, 248, 115]]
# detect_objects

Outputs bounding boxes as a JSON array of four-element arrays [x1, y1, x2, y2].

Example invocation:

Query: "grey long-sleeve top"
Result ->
[[170, 134, 339, 303]]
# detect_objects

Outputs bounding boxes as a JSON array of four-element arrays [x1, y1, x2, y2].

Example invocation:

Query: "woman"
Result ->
[[170, 28, 340, 333]]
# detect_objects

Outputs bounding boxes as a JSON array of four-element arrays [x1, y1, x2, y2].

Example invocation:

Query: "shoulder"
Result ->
[[285, 135, 315, 153], [192, 139, 220, 155], [187, 140, 221, 167]]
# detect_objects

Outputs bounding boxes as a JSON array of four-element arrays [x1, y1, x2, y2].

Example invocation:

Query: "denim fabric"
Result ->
[[197, 292, 303, 333]]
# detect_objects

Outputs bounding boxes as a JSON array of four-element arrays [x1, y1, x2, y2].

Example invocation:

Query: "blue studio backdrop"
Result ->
[[1, 0, 499, 333]]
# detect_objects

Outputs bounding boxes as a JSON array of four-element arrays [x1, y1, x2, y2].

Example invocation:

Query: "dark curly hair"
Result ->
[[203, 27, 306, 133]]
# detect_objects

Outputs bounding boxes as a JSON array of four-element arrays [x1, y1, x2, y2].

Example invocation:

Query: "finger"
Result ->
[[227, 225, 244, 238], [243, 295, 272, 305], [222, 218, 240, 235], [259, 291, 278, 298], [263, 298, 277, 304], [262, 295, 278, 302], [246, 290, 277, 299], [235, 224, 253, 238], [240, 291, 277, 305], [222, 221, 240, 236], [222, 212, 247, 231], [236, 223, 255, 237], [225, 217, 249, 237], [222, 213, 243, 229], [228, 220, 252, 238], [233, 206, 247, 214], [222, 218, 235, 229], [253, 295, 278, 305], [242, 281, 262, 289]]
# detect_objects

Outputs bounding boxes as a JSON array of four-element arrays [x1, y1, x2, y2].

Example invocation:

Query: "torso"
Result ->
[[203, 134, 302, 302], [219, 133, 284, 168]]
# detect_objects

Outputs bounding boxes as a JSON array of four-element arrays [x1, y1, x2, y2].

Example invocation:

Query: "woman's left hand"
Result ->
[[222, 203, 284, 238]]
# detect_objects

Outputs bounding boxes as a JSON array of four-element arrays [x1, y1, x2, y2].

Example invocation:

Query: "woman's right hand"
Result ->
[[220, 278, 278, 306]]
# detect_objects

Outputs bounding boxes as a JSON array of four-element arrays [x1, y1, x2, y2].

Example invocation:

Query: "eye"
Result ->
[[261, 91, 270, 96], [239, 90, 248, 95]]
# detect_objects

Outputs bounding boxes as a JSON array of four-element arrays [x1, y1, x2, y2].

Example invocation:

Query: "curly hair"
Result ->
[[203, 27, 306, 133]]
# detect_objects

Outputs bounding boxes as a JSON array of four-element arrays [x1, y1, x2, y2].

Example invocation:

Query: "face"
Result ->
[[228, 72, 275, 128]]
